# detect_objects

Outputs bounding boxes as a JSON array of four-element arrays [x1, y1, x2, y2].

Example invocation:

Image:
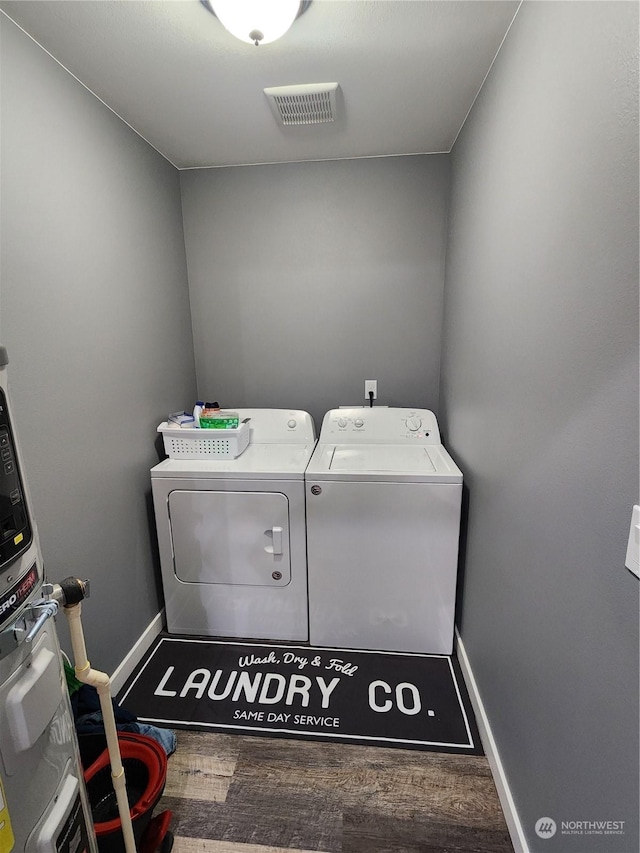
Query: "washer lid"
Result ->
[[331, 445, 436, 473], [151, 442, 316, 480], [306, 443, 462, 483]]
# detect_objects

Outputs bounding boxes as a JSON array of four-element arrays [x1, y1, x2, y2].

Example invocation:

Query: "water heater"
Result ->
[[0, 346, 97, 853]]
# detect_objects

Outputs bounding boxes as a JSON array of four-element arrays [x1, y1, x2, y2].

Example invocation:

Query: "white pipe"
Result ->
[[64, 602, 138, 853]]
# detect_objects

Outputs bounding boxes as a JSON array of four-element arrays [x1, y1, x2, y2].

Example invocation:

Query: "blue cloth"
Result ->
[[122, 722, 177, 756]]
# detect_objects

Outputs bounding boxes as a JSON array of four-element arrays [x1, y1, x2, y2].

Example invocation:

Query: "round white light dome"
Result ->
[[212, 1, 301, 46]]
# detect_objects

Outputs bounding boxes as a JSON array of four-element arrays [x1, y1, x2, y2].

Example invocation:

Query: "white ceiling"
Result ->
[[0, 0, 520, 169]]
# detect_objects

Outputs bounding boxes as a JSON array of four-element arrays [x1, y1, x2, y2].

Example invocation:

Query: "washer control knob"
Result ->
[[287, 419, 297, 429], [337, 418, 347, 428], [354, 418, 364, 428], [406, 417, 422, 431]]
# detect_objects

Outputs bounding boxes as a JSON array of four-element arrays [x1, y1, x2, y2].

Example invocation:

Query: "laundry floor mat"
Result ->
[[117, 635, 483, 754]]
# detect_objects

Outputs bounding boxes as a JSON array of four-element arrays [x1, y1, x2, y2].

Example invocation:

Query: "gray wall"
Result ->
[[439, 3, 639, 851], [2, 7, 637, 847], [0, 16, 196, 672], [180, 156, 450, 428]]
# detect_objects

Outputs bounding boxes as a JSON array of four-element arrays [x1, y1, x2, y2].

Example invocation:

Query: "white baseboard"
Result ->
[[110, 609, 164, 696], [455, 628, 529, 853]]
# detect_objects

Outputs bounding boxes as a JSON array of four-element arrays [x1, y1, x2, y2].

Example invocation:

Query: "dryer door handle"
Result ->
[[264, 526, 283, 556]]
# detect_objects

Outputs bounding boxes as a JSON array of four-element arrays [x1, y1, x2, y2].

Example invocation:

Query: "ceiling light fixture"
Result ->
[[202, 1, 311, 47]]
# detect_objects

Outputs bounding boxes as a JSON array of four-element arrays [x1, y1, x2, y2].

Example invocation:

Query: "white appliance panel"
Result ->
[[151, 408, 316, 641], [306, 480, 461, 654], [306, 407, 462, 655], [237, 409, 315, 444], [151, 443, 313, 479], [330, 445, 436, 473], [169, 490, 291, 586], [6, 644, 61, 752], [152, 476, 309, 641], [317, 407, 442, 444], [0, 621, 97, 852], [306, 443, 462, 483]]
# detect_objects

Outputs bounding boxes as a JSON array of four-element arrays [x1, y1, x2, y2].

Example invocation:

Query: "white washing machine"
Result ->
[[305, 407, 462, 655], [151, 409, 316, 641]]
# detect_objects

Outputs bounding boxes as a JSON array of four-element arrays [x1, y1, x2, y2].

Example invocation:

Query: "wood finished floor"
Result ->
[[158, 731, 513, 853]]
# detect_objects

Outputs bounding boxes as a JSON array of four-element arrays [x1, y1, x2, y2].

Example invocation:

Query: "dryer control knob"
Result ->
[[354, 418, 364, 428], [287, 419, 297, 429], [406, 417, 422, 431], [337, 418, 347, 428]]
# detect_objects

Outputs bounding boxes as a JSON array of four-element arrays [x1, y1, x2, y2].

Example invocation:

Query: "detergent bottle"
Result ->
[[192, 401, 204, 428]]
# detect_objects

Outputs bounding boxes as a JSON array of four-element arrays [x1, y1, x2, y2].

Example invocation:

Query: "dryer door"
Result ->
[[168, 490, 291, 586]]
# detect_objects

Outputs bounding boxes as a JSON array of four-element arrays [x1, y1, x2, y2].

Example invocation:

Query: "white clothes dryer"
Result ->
[[305, 407, 462, 655], [151, 410, 316, 641]]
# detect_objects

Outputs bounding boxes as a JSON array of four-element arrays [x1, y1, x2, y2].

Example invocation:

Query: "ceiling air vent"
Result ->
[[264, 83, 340, 126]]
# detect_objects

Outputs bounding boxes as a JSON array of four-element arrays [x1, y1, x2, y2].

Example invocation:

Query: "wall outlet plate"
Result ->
[[624, 505, 640, 579], [365, 380, 377, 400]]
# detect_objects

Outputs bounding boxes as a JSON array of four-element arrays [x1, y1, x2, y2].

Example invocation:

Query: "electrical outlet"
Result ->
[[365, 380, 377, 400]]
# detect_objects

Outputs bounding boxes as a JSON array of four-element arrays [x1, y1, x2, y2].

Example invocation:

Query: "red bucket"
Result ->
[[83, 732, 168, 853]]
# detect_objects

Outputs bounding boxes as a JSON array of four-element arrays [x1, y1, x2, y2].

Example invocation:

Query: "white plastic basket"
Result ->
[[158, 420, 250, 460]]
